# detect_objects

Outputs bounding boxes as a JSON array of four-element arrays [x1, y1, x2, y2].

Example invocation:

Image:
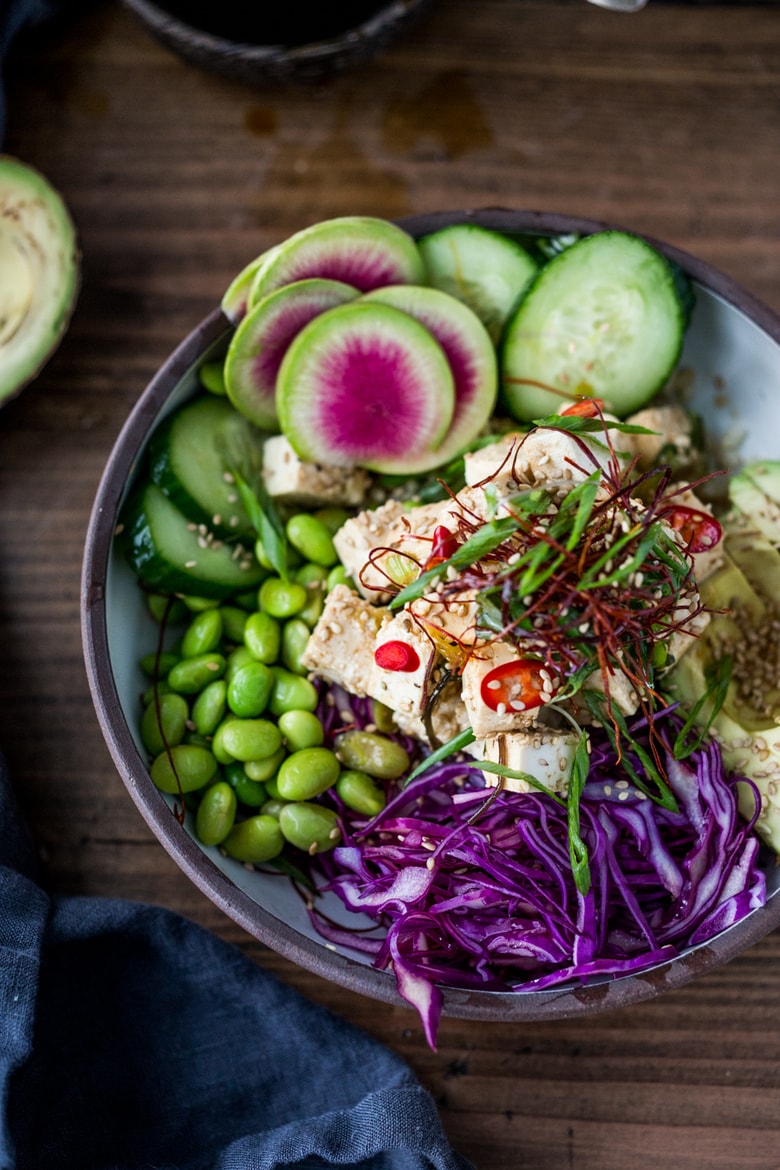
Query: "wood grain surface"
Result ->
[[2, 2, 780, 1166]]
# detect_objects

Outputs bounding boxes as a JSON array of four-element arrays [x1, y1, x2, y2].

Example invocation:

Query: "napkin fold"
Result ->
[[0, 752, 475, 1170]]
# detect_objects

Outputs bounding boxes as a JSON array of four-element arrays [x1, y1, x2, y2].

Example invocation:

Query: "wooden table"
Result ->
[[3, 2, 780, 1165]]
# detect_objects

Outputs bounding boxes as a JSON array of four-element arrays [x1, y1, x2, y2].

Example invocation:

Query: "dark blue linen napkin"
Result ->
[[0, 751, 475, 1170]]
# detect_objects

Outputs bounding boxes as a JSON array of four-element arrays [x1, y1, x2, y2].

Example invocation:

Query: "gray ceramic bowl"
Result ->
[[122, 0, 434, 85], [82, 209, 780, 1023]]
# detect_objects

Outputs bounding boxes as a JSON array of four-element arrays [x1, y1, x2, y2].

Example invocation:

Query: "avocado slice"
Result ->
[[729, 461, 780, 544], [0, 156, 79, 406], [669, 550, 780, 852]]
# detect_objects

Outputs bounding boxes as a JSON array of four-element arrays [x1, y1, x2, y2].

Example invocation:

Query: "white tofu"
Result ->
[[368, 608, 436, 717], [473, 728, 580, 795], [392, 680, 471, 747], [300, 584, 389, 696], [578, 662, 641, 719], [624, 404, 693, 470], [409, 591, 480, 649], [333, 499, 442, 600], [460, 641, 543, 739], [262, 434, 369, 507], [463, 433, 527, 493]]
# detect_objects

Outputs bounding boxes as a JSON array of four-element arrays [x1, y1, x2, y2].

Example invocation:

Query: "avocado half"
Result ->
[[0, 155, 79, 406]]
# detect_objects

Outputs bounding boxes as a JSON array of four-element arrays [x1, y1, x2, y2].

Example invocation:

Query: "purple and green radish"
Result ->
[[224, 278, 360, 429], [275, 300, 455, 474], [249, 216, 426, 306], [361, 284, 498, 472]]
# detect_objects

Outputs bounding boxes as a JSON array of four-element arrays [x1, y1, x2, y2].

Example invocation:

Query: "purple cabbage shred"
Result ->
[[311, 694, 767, 1049]]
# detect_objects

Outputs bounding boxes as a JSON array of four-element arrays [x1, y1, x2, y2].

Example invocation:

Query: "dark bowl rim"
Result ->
[[81, 207, 780, 1023], [122, 0, 430, 62]]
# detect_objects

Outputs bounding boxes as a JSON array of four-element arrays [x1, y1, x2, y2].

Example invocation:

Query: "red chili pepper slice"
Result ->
[[665, 506, 723, 554], [423, 525, 460, 571], [374, 640, 421, 673], [560, 397, 605, 418], [479, 658, 553, 712]]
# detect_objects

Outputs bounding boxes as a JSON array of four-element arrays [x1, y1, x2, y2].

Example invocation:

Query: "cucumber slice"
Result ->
[[362, 285, 497, 473], [147, 395, 265, 536], [417, 224, 539, 343], [501, 230, 689, 421], [121, 481, 265, 599], [224, 278, 360, 429], [249, 216, 426, 304], [276, 300, 455, 475]]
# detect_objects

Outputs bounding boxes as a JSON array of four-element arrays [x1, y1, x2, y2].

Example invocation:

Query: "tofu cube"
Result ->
[[300, 584, 389, 696], [392, 679, 471, 747], [333, 499, 443, 600], [263, 434, 369, 507], [472, 728, 580, 795], [368, 608, 437, 718], [460, 641, 541, 739]]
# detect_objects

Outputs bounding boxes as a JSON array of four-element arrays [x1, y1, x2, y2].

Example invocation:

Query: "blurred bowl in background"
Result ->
[[122, 0, 435, 84]]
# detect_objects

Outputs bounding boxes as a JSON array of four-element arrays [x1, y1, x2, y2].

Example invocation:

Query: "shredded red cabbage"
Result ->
[[310, 699, 767, 1049]]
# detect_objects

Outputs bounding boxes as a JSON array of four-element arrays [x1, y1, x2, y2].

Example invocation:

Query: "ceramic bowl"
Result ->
[[122, 0, 434, 85], [82, 209, 780, 1023]]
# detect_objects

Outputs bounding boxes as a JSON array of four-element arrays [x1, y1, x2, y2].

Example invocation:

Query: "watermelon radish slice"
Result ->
[[221, 246, 279, 323], [362, 285, 498, 473], [224, 278, 360, 429], [276, 300, 455, 474], [249, 217, 426, 307]]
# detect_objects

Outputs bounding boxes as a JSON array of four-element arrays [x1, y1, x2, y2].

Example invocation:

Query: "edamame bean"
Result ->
[[276, 747, 340, 801], [264, 775, 282, 799], [244, 611, 281, 664], [191, 678, 227, 736], [167, 653, 226, 694], [278, 709, 324, 751], [285, 514, 338, 568], [281, 618, 311, 675], [146, 593, 187, 624], [279, 802, 341, 855], [223, 761, 267, 807], [295, 563, 328, 588], [211, 721, 236, 765], [336, 769, 387, 817], [195, 781, 236, 845], [268, 669, 318, 716], [244, 746, 286, 782], [334, 730, 410, 780], [227, 661, 274, 718], [181, 595, 221, 613], [140, 650, 180, 679], [370, 699, 397, 736], [219, 718, 282, 762], [313, 506, 350, 535], [258, 577, 307, 619], [142, 680, 172, 705], [222, 814, 284, 863], [326, 565, 353, 592], [150, 744, 217, 794], [199, 359, 226, 396], [141, 692, 189, 756], [260, 798, 288, 819], [219, 605, 248, 644], [181, 608, 223, 658], [225, 645, 255, 682], [295, 566, 327, 628]]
